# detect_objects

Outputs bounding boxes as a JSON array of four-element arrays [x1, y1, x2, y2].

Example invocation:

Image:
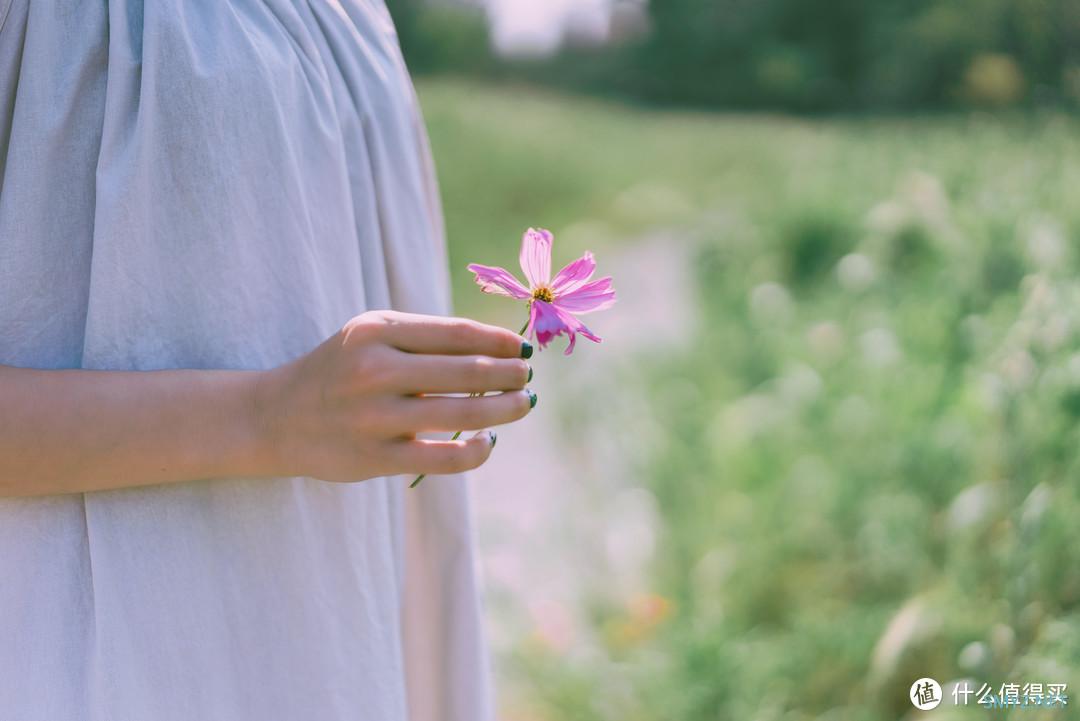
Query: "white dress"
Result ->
[[0, 1, 493, 719]]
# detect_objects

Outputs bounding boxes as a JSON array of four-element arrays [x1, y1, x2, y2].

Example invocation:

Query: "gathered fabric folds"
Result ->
[[0, 1, 493, 719]]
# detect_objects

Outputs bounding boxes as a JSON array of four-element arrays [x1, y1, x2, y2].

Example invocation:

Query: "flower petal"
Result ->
[[551, 251, 596, 295], [527, 299, 568, 350], [519, 228, 553, 288], [466, 263, 531, 299], [528, 299, 602, 355], [553, 276, 616, 314], [554, 304, 601, 355]]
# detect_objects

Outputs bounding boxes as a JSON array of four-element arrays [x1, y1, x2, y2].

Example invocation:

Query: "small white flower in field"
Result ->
[[989, 624, 1015, 659], [1037, 313, 1069, 352], [749, 281, 792, 321], [957, 641, 989, 672], [860, 327, 901, 367], [871, 599, 940, 684], [1020, 273, 1055, 314], [1025, 216, 1067, 270], [1066, 353, 1080, 382], [947, 482, 999, 534], [1000, 349, 1036, 388], [1020, 483, 1052, 530], [837, 253, 876, 291], [902, 170, 950, 228], [976, 372, 1007, 411], [807, 321, 845, 360], [777, 363, 823, 405], [866, 200, 908, 235]]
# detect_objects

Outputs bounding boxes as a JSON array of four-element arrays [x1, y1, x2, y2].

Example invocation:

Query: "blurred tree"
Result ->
[[385, 0, 494, 75], [387, 0, 1080, 112], [633, 0, 1078, 110]]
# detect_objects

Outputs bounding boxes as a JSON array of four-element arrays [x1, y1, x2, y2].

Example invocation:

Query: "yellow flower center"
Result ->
[[532, 286, 554, 303]]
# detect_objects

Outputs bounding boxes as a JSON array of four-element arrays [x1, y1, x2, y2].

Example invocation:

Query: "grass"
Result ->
[[417, 77, 1080, 720]]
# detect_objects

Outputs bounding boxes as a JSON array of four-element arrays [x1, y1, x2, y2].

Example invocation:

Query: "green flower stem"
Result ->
[[409, 316, 531, 488]]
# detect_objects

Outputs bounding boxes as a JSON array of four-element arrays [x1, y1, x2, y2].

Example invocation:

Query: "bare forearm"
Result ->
[[0, 365, 271, 497], [0, 311, 535, 496]]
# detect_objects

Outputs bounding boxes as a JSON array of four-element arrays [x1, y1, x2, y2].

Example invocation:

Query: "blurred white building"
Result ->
[[477, 0, 648, 57]]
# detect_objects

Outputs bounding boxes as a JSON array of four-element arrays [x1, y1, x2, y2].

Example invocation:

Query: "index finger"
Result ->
[[377, 311, 532, 359]]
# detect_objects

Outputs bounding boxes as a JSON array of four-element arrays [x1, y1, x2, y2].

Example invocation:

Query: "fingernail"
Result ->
[[527, 389, 538, 409], [488, 430, 497, 448], [527, 365, 533, 382], [520, 341, 534, 359]]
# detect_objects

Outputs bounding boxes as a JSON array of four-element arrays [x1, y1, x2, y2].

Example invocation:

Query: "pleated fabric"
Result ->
[[0, 1, 493, 719]]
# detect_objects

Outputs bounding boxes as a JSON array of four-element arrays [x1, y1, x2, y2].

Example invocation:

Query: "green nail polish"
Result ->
[[527, 365, 533, 382], [520, 341, 534, 359], [528, 389, 538, 409], [489, 430, 498, 448]]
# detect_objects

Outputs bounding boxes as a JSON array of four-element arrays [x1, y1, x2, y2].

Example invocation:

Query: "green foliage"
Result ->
[[389, 0, 494, 75], [777, 208, 859, 288], [392, 0, 1080, 112], [418, 78, 1080, 719], [629, 0, 1079, 110]]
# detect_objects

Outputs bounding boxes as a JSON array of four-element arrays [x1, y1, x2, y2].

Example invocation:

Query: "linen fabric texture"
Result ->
[[0, 1, 494, 719]]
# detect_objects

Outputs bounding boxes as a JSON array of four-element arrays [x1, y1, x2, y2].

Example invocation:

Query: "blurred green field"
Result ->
[[418, 78, 1080, 720]]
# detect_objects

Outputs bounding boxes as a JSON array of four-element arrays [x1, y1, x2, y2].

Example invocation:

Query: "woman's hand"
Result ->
[[254, 310, 535, 482]]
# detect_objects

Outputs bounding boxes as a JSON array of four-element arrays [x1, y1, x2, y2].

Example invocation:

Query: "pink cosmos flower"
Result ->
[[467, 228, 616, 354]]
